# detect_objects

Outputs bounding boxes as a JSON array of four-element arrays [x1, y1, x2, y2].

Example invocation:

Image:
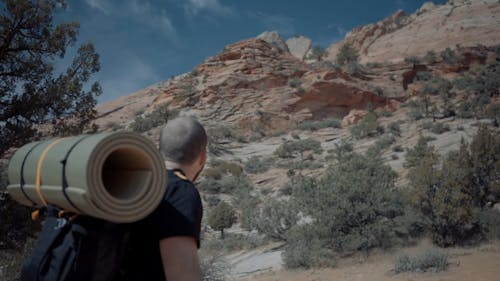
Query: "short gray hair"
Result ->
[[159, 117, 207, 164]]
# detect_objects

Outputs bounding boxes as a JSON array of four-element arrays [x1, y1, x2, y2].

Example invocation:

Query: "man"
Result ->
[[122, 116, 207, 281]]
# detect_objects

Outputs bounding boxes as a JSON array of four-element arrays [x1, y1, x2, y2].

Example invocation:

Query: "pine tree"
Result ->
[[0, 0, 101, 155]]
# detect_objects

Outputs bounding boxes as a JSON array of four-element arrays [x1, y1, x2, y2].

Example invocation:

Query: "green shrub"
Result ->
[[392, 145, 404, 152], [198, 174, 252, 194], [288, 78, 302, 88], [199, 251, 229, 281], [244, 156, 273, 174], [130, 103, 178, 132], [350, 112, 384, 139], [388, 121, 401, 137], [408, 129, 500, 246], [203, 160, 243, 180], [283, 225, 337, 269], [296, 118, 341, 131], [336, 43, 359, 66], [345, 62, 364, 75], [274, 138, 323, 158], [207, 125, 241, 156], [479, 208, 500, 240], [0, 193, 41, 250], [485, 102, 500, 127], [208, 201, 237, 239], [425, 50, 437, 64], [276, 160, 323, 170], [440, 47, 460, 65], [395, 249, 448, 273], [416, 71, 432, 81], [404, 56, 420, 65], [255, 199, 298, 241], [202, 233, 267, 255], [288, 152, 407, 260], [429, 122, 451, 134]]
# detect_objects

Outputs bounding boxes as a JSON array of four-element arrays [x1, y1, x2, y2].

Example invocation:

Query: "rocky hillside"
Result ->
[[327, 0, 500, 63]]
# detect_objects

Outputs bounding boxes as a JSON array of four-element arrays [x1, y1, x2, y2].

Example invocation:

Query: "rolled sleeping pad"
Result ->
[[7, 132, 167, 223]]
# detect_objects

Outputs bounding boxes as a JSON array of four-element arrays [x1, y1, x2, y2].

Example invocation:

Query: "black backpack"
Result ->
[[20, 205, 131, 281]]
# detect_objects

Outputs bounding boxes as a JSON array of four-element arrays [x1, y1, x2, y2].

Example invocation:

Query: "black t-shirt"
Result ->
[[120, 169, 203, 281]]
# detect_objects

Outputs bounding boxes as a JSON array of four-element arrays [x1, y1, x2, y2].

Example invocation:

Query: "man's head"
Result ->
[[159, 117, 207, 168]]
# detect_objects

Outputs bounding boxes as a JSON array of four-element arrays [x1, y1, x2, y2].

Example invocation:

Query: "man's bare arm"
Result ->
[[159, 236, 202, 281]]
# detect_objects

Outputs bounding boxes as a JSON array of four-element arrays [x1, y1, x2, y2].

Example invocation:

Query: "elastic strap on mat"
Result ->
[[60, 135, 89, 213], [36, 138, 66, 206], [20, 142, 43, 206]]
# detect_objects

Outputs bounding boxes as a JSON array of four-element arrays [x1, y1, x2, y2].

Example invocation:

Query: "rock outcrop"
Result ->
[[327, 0, 500, 63], [256, 31, 289, 52], [286, 36, 312, 60]]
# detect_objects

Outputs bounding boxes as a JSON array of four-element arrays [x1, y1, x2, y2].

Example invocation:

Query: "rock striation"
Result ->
[[327, 0, 500, 63]]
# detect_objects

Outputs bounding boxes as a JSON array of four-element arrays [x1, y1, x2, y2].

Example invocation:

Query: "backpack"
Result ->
[[20, 205, 131, 281]]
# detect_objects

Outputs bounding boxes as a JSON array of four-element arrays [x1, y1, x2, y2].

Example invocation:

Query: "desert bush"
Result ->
[[416, 71, 432, 81], [283, 225, 337, 269], [274, 138, 323, 158], [207, 125, 241, 156], [0, 193, 40, 250], [350, 112, 384, 139], [199, 251, 229, 281], [392, 145, 404, 152], [276, 159, 323, 170], [198, 174, 252, 195], [336, 43, 359, 66], [479, 208, 500, 240], [345, 62, 364, 75], [203, 160, 243, 180], [255, 199, 299, 241], [296, 118, 341, 131], [308, 45, 328, 61], [286, 152, 408, 265], [404, 56, 420, 66], [208, 201, 237, 239], [202, 233, 268, 255], [378, 109, 393, 117], [404, 135, 434, 169], [288, 78, 302, 88], [232, 186, 260, 231], [409, 127, 500, 246], [486, 103, 500, 127], [244, 156, 273, 174], [424, 50, 437, 64], [388, 121, 401, 137], [440, 47, 460, 65], [130, 103, 178, 132], [394, 249, 448, 273], [429, 122, 451, 134]]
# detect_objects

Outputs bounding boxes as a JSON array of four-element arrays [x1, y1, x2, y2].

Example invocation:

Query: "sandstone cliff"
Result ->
[[327, 0, 500, 63]]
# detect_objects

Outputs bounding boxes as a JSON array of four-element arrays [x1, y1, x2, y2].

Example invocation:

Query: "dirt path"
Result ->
[[237, 242, 500, 281]]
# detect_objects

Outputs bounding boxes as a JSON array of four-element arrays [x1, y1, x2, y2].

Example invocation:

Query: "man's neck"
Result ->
[[164, 160, 197, 182]]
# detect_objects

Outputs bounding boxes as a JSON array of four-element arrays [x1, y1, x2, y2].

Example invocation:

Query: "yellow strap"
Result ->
[[31, 209, 40, 221], [174, 171, 189, 181], [36, 138, 66, 206]]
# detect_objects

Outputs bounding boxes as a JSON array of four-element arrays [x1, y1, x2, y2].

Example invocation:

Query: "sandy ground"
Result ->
[[235, 241, 500, 281]]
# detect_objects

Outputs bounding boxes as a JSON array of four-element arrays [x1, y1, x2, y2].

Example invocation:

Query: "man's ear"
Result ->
[[198, 148, 207, 167]]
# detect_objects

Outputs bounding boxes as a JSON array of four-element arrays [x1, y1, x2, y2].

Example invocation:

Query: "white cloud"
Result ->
[[86, 0, 177, 40], [184, 0, 234, 16], [85, 0, 110, 14], [129, 0, 176, 36]]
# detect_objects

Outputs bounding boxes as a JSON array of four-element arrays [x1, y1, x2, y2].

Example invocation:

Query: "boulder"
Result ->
[[286, 36, 312, 60], [257, 31, 289, 52]]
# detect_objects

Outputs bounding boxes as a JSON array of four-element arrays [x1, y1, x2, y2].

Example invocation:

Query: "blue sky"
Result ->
[[55, 0, 446, 102]]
